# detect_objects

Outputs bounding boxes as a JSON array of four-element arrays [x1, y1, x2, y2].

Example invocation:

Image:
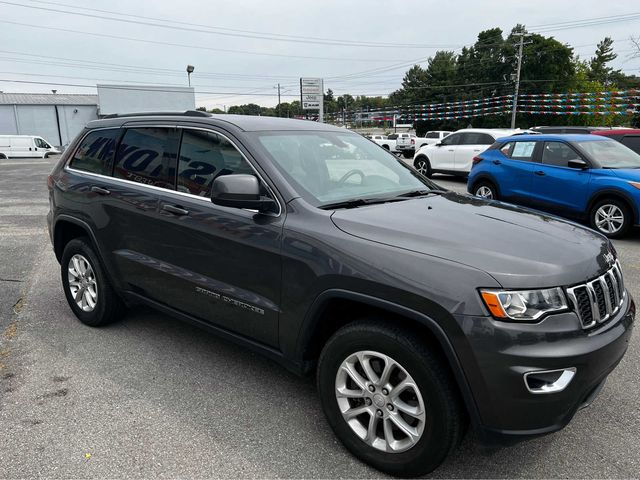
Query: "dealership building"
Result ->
[[0, 85, 195, 147]]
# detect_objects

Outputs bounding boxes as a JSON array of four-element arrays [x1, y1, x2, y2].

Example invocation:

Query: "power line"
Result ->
[[0, 0, 461, 49], [0, 20, 407, 63]]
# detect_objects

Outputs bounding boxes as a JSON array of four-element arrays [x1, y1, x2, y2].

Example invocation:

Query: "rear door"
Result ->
[[150, 126, 283, 347], [530, 141, 591, 214], [454, 132, 494, 173], [492, 140, 540, 202]]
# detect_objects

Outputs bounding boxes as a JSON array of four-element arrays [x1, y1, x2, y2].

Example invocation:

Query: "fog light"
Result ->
[[524, 368, 576, 394]]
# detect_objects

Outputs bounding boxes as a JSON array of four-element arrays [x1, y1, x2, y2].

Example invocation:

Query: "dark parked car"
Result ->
[[468, 134, 640, 238], [591, 128, 640, 155], [48, 112, 635, 477], [529, 126, 609, 135]]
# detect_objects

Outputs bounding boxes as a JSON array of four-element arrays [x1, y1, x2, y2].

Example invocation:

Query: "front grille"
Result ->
[[566, 262, 625, 329]]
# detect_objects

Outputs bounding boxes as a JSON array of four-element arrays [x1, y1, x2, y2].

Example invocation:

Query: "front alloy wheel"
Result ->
[[414, 158, 431, 177], [590, 199, 631, 238], [336, 350, 426, 453], [475, 185, 494, 199]]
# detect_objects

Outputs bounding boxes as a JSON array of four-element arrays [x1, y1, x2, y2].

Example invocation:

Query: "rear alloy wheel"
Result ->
[[414, 157, 432, 178], [590, 199, 631, 238], [474, 181, 497, 200]]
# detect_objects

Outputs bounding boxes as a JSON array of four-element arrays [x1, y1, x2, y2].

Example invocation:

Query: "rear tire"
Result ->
[[589, 198, 631, 238], [61, 237, 125, 327], [413, 157, 432, 178], [382, 144, 390, 151], [317, 321, 465, 477], [402, 150, 413, 159], [473, 180, 498, 200]]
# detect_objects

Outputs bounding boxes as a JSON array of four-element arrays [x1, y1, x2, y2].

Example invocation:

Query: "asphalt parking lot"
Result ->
[[0, 158, 639, 478]]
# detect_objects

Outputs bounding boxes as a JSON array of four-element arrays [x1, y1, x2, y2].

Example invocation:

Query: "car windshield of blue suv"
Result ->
[[254, 131, 441, 207], [576, 139, 640, 168]]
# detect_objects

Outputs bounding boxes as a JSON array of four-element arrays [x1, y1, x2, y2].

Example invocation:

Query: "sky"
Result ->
[[0, 0, 639, 109]]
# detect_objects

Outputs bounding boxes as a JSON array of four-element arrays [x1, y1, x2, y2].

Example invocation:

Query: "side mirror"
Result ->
[[211, 174, 276, 212], [568, 159, 588, 170], [435, 142, 442, 147]]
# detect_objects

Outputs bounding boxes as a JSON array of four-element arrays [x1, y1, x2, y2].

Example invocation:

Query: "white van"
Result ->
[[0, 135, 60, 159]]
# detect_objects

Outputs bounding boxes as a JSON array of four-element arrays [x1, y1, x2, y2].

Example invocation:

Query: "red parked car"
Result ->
[[591, 129, 640, 155]]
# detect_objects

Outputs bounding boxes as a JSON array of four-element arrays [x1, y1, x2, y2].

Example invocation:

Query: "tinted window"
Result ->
[[460, 133, 494, 145], [426, 132, 440, 139], [621, 136, 640, 154], [387, 134, 398, 140], [177, 129, 254, 197], [114, 128, 179, 188], [69, 129, 119, 176], [441, 133, 461, 146], [542, 142, 581, 167]]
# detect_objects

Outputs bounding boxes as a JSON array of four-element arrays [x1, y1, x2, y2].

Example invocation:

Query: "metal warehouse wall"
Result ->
[[0, 105, 97, 146]]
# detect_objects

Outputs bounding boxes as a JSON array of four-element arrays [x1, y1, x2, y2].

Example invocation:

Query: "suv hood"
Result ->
[[331, 193, 614, 289]]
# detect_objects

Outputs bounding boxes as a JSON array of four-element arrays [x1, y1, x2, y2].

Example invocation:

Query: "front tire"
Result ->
[[61, 237, 125, 326], [590, 198, 631, 238], [317, 321, 465, 477], [413, 157, 432, 178]]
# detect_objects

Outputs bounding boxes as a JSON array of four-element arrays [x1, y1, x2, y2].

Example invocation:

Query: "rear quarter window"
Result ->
[[69, 129, 120, 176], [621, 136, 640, 154]]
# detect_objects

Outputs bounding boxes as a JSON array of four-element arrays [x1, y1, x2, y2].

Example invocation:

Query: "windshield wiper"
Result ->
[[395, 189, 448, 198], [319, 196, 405, 210]]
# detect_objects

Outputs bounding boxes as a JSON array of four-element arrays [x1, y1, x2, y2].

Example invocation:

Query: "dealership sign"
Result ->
[[300, 77, 324, 121]]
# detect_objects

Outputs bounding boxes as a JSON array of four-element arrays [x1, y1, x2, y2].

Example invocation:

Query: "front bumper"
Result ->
[[453, 292, 635, 446]]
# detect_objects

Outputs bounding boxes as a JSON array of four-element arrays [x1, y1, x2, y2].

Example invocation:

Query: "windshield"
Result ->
[[253, 131, 441, 207], [575, 139, 640, 169]]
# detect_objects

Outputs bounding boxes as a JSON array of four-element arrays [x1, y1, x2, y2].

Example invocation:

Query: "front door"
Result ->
[[530, 141, 591, 214], [152, 127, 283, 347], [431, 132, 461, 171]]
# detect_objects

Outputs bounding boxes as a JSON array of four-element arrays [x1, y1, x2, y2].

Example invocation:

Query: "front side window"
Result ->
[[69, 129, 119, 176], [542, 142, 581, 167], [35, 138, 51, 148], [441, 133, 461, 146], [254, 131, 439, 207], [114, 128, 179, 188], [177, 129, 253, 197], [575, 139, 640, 169]]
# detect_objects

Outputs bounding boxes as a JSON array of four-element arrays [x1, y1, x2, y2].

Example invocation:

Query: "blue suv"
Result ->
[[467, 134, 640, 238]]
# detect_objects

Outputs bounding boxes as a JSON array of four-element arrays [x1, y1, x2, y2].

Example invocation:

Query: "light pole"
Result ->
[[186, 65, 194, 87]]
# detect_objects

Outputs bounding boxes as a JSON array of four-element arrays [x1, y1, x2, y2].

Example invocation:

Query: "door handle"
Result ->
[[162, 204, 190, 216], [448, 149, 455, 152], [535, 170, 546, 176], [90, 186, 111, 195], [492, 160, 502, 165]]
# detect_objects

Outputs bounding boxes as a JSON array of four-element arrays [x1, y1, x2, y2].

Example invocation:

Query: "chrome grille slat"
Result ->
[[566, 263, 625, 329]]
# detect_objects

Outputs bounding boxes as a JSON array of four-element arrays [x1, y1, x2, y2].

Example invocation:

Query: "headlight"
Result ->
[[480, 287, 568, 321]]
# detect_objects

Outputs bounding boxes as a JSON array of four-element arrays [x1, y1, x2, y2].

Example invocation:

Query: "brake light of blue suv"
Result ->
[[467, 134, 640, 238]]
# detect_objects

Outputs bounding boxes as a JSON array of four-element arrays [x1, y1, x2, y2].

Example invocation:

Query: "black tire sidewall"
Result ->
[[414, 157, 432, 178], [61, 238, 112, 326], [590, 199, 631, 238], [318, 326, 457, 476], [474, 180, 497, 200]]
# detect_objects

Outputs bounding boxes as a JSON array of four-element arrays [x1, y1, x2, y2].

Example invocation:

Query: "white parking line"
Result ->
[[0, 161, 50, 166]]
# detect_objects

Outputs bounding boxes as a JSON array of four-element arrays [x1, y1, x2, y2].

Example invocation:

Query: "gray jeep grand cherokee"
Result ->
[[47, 112, 634, 476]]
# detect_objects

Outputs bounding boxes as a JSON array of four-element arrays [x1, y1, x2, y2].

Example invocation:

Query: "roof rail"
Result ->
[[101, 110, 211, 119]]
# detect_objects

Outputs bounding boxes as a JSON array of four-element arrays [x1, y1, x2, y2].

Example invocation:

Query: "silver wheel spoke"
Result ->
[[335, 350, 426, 454], [68, 254, 98, 312]]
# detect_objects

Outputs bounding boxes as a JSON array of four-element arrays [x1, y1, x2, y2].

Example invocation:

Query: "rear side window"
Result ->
[[426, 132, 440, 139], [460, 133, 494, 145], [177, 129, 253, 197], [114, 128, 179, 189], [541, 142, 581, 167], [621, 136, 640, 154], [69, 129, 119, 176]]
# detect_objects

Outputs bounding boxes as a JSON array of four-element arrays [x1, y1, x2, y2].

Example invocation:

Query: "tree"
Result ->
[[589, 37, 618, 85]]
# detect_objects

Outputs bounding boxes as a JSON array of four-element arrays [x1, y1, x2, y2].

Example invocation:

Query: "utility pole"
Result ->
[[276, 83, 281, 117], [510, 31, 530, 129]]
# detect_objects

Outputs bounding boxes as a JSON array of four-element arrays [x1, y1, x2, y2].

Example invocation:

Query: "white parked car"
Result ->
[[369, 134, 398, 153], [0, 135, 60, 158], [402, 131, 452, 158], [409, 128, 523, 177]]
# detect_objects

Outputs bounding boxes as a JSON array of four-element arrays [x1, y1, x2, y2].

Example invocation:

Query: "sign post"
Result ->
[[300, 77, 324, 122]]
